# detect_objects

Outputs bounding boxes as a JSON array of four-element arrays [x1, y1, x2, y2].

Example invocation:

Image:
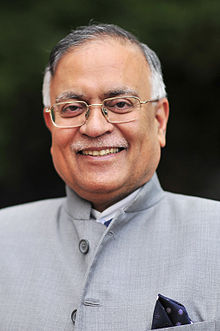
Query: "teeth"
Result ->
[[82, 148, 120, 156]]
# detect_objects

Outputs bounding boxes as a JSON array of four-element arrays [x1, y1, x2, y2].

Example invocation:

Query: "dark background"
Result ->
[[0, 0, 219, 208]]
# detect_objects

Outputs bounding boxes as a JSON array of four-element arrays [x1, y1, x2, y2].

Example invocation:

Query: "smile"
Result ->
[[79, 147, 124, 156]]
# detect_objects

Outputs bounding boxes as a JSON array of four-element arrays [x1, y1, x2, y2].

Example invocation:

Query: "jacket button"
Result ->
[[71, 309, 77, 324], [79, 239, 89, 254]]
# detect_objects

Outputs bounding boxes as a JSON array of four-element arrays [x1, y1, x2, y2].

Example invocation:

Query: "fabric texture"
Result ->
[[0, 174, 220, 331]]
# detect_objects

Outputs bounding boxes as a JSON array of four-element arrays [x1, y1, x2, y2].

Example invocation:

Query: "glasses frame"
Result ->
[[45, 95, 159, 128]]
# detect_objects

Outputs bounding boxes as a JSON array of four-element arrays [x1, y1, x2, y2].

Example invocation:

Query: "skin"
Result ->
[[44, 37, 169, 211]]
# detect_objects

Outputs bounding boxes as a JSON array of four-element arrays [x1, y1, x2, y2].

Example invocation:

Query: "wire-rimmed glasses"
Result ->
[[45, 96, 159, 128]]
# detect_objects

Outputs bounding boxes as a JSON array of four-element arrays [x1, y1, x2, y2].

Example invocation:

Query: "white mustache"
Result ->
[[71, 136, 128, 152]]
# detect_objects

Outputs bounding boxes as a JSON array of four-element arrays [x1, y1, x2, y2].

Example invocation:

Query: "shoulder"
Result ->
[[162, 191, 220, 223], [0, 197, 65, 214], [164, 191, 220, 209], [0, 197, 65, 228]]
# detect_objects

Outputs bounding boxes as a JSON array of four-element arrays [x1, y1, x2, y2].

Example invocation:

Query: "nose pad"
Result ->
[[85, 109, 90, 120], [102, 107, 108, 117], [79, 105, 113, 137], [84, 106, 108, 123]]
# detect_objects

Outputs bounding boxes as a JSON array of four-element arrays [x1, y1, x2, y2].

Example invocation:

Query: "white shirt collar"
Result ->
[[91, 188, 141, 225]]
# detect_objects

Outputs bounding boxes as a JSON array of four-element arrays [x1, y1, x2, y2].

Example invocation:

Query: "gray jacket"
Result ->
[[0, 174, 220, 331]]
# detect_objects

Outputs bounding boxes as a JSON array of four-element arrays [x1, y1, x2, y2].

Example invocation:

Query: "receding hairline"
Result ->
[[50, 34, 149, 77], [43, 24, 167, 107]]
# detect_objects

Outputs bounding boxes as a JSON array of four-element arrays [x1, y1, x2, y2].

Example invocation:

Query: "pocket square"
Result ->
[[151, 294, 193, 329]]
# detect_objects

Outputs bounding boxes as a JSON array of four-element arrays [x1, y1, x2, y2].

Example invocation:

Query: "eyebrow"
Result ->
[[55, 88, 139, 103], [103, 88, 139, 98], [55, 92, 84, 103]]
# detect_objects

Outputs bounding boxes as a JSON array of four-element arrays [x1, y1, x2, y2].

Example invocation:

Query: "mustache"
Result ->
[[71, 136, 128, 152]]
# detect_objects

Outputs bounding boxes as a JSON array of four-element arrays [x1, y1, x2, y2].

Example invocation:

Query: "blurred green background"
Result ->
[[0, 0, 219, 208]]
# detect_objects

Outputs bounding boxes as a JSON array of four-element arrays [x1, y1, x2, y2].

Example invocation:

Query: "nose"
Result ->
[[79, 104, 114, 137]]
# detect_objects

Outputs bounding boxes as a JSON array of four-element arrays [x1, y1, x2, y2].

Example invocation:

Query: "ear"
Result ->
[[43, 108, 54, 156], [155, 98, 169, 148], [43, 107, 53, 132]]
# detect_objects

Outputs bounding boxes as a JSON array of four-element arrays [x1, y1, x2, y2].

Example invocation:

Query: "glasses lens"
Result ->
[[103, 97, 140, 123], [52, 101, 87, 127]]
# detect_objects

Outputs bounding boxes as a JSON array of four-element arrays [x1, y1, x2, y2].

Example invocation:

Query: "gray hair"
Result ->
[[42, 23, 166, 107]]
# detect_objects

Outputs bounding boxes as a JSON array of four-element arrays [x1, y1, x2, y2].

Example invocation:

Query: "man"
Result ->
[[0, 23, 219, 331]]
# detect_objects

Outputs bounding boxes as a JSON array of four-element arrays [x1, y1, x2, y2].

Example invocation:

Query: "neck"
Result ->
[[91, 187, 141, 212]]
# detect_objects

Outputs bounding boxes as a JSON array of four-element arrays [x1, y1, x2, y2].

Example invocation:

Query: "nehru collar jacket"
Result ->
[[0, 174, 220, 330]]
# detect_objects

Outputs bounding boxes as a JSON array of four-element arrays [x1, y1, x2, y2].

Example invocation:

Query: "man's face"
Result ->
[[44, 38, 169, 211]]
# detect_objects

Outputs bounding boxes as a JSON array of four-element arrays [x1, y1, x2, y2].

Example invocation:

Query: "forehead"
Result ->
[[50, 38, 152, 101]]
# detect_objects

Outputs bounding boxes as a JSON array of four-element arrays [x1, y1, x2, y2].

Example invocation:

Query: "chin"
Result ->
[[69, 178, 126, 201], [81, 180, 122, 194]]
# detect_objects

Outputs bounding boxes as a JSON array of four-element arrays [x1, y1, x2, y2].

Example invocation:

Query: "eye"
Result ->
[[59, 102, 86, 117], [105, 98, 135, 113], [115, 101, 128, 108]]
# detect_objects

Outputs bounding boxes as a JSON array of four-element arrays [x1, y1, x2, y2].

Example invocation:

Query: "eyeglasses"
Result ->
[[45, 96, 159, 128]]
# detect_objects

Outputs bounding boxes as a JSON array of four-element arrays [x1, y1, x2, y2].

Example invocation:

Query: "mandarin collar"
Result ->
[[64, 185, 92, 220], [64, 173, 164, 220], [124, 173, 164, 213]]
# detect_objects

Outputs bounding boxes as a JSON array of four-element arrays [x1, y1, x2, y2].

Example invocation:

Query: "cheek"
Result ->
[[50, 130, 79, 170], [133, 115, 156, 145], [50, 130, 77, 181], [135, 117, 161, 162], [51, 129, 77, 153]]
